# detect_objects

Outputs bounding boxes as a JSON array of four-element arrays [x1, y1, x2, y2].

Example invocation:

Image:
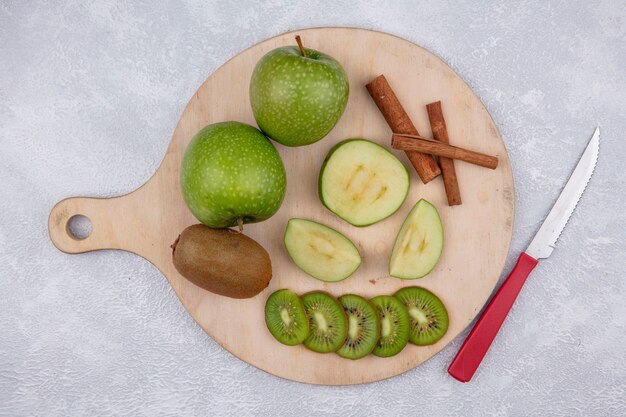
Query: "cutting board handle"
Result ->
[[48, 194, 138, 254]]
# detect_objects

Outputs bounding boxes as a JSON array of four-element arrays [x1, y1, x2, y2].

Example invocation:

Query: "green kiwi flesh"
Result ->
[[264, 289, 309, 346], [336, 294, 381, 360], [370, 295, 410, 358], [302, 292, 347, 353], [394, 286, 449, 346]]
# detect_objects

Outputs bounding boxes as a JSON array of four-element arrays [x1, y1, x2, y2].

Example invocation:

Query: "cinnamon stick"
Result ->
[[366, 75, 440, 183], [426, 101, 462, 205], [391, 134, 498, 170]]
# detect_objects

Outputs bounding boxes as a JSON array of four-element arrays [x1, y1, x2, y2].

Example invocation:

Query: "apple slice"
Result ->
[[284, 218, 361, 282], [319, 139, 409, 226], [389, 199, 443, 279]]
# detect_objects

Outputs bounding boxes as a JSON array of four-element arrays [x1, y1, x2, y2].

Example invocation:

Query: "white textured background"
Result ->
[[1, 1, 625, 416]]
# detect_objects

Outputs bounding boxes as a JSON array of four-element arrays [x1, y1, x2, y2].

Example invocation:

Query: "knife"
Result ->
[[448, 127, 600, 382]]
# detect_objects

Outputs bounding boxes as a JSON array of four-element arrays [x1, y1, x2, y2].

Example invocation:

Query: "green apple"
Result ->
[[249, 37, 349, 147], [180, 121, 286, 228]]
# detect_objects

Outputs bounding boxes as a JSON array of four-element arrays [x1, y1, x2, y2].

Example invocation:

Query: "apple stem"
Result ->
[[295, 35, 306, 57], [237, 217, 244, 232]]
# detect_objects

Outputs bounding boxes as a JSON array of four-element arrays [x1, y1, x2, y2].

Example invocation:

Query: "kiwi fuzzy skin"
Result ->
[[172, 224, 272, 299]]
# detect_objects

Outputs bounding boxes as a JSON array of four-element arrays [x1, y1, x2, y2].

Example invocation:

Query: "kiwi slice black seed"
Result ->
[[336, 294, 381, 360], [265, 289, 309, 346], [370, 295, 410, 357], [394, 286, 449, 346], [302, 292, 347, 353]]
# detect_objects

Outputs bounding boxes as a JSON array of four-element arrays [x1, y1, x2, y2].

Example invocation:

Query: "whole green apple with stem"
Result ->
[[180, 121, 286, 229], [249, 36, 350, 147]]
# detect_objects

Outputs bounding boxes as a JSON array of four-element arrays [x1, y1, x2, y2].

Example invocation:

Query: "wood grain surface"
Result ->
[[48, 28, 515, 385]]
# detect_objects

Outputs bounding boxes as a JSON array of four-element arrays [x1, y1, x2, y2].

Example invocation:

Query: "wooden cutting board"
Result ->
[[48, 28, 514, 385]]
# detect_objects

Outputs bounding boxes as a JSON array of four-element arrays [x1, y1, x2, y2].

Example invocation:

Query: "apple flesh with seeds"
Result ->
[[284, 218, 361, 282], [249, 37, 349, 147], [319, 139, 410, 226], [389, 199, 444, 279], [180, 121, 286, 228]]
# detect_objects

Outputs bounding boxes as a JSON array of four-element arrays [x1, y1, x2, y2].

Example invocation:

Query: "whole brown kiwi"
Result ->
[[172, 224, 272, 299]]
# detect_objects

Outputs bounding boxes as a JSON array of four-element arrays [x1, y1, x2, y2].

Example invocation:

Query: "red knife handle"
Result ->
[[448, 252, 538, 382]]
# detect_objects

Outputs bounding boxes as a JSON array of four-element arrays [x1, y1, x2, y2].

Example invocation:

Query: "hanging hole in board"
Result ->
[[66, 215, 92, 240]]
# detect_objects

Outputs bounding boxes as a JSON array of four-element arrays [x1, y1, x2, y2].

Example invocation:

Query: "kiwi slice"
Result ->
[[336, 294, 380, 360], [394, 286, 449, 346], [265, 289, 309, 346], [302, 292, 347, 353], [370, 295, 410, 358]]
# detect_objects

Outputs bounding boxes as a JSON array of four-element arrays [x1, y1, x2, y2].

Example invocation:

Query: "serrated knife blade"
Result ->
[[448, 127, 600, 383], [526, 127, 600, 259]]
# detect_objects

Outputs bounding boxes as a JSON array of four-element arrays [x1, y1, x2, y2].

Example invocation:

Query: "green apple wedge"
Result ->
[[249, 36, 349, 147], [284, 218, 361, 282], [389, 199, 444, 279], [319, 139, 410, 226], [180, 121, 286, 228]]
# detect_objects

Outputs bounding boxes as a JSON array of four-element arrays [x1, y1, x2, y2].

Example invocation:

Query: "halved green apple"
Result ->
[[389, 199, 443, 279], [319, 139, 409, 226], [284, 218, 361, 282]]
